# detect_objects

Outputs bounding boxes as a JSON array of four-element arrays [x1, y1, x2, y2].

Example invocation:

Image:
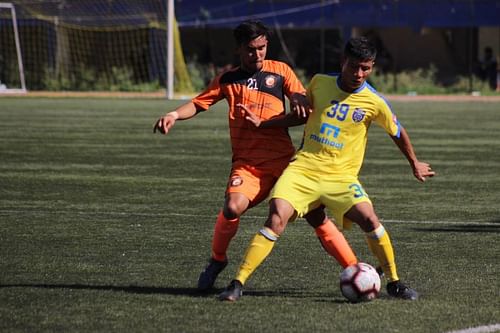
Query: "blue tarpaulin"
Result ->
[[176, 0, 499, 28], [7, 0, 500, 28]]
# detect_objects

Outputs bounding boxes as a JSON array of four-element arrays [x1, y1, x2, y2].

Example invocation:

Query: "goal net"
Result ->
[[0, 0, 193, 93], [0, 2, 26, 93]]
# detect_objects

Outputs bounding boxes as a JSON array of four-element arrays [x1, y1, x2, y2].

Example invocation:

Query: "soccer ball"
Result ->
[[340, 262, 381, 303]]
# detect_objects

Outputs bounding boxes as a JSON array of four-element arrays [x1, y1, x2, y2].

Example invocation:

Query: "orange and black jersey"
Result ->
[[192, 60, 305, 168]]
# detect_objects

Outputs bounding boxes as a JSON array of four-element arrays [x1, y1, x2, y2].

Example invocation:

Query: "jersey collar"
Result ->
[[336, 75, 367, 93]]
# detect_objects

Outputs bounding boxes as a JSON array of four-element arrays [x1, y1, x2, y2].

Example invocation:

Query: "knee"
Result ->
[[223, 193, 250, 219], [263, 199, 294, 235], [264, 213, 288, 235], [356, 213, 381, 233], [223, 201, 245, 220], [265, 211, 291, 236]]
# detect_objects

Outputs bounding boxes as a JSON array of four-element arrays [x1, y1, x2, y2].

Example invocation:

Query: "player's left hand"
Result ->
[[290, 93, 312, 119], [413, 161, 435, 182], [238, 103, 262, 127]]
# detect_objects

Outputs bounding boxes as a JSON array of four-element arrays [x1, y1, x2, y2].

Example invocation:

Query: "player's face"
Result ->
[[238, 35, 268, 73], [340, 57, 374, 92]]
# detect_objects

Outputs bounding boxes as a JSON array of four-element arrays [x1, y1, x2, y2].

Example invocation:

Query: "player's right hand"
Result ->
[[290, 93, 312, 119], [412, 161, 436, 182], [153, 113, 177, 134]]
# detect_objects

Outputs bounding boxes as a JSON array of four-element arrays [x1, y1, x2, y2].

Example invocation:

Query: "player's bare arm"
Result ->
[[289, 92, 312, 119], [238, 103, 306, 129], [153, 102, 198, 135], [391, 127, 436, 182]]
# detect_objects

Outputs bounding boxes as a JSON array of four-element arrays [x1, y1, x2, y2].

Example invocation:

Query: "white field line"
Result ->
[[444, 323, 500, 333], [0, 209, 498, 226]]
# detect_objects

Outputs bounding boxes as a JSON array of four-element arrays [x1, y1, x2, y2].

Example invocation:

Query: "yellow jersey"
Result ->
[[292, 73, 401, 177]]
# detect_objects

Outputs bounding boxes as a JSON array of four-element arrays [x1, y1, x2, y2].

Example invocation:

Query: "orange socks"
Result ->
[[315, 219, 358, 268], [211, 211, 240, 262]]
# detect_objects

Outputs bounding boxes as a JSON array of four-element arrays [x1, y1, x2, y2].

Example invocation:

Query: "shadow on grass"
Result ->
[[0, 283, 217, 297], [245, 290, 347, 304], [0, 284, 347, 302], [411, 222, 500, 233]]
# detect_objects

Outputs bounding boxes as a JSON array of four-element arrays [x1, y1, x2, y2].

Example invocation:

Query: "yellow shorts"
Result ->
[[271, 164, 372, 229]]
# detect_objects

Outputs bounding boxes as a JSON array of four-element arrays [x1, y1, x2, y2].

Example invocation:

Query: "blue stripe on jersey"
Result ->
[[366, 82, 392, 109], [352, 81, 367, 93], [366, 82, 402, 138]]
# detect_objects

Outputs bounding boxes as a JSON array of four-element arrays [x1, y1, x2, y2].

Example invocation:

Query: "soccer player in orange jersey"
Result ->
[[153, 20, 357, 291]]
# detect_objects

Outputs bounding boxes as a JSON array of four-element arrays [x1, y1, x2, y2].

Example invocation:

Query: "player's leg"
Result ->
[[219, 164, 318, 301], [345, 202, 418, 300], [344, 202, 398, 279], [197, 192, 249, 291], [198, 168, 258, 291], [237, 198, 294, 283], [304, 207, 357, 268], [211, 192, 249, 262], [221, 168, 296, 283], [218, 198, 295, 301]]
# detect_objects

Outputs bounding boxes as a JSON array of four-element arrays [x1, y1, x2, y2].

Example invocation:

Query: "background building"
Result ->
[[0, 0, 498, 92]]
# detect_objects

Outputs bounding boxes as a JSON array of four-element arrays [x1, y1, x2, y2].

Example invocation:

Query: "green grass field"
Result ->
[[0, 97, 499, 332]]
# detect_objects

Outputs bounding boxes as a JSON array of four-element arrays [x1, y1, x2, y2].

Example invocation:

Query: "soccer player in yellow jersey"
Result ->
[[154, 21, 358, 292], [219, 36, 435, 301]]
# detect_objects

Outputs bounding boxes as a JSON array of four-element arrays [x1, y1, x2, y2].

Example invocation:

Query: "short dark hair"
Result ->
[[344, 37, 377, 61], [233, 20, 270, 46]]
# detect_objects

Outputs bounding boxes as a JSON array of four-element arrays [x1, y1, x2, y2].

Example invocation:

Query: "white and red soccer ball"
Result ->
[[340, 262, 381, 303]]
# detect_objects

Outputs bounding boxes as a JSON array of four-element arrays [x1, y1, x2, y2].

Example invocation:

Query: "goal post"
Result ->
[[0, 2, 26, 93], [0, 1, 196, 95]]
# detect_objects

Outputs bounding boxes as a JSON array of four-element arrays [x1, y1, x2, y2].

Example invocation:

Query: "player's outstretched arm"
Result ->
[[238, 103, 306, 129], [390, 127, 436, 182], [153, 102, 198, 135]]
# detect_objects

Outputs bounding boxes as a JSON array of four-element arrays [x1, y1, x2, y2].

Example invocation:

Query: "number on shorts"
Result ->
[[349, 183, 366, 198]]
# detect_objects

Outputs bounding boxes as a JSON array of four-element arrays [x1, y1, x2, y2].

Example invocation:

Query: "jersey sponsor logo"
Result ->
[[264, 75, 277, 88], [243, 102, 275, 114], [230, 176, 243, 187], [310, 133, 344, 149], [310, 122, 344, 149], [320, 123, 340, 138], [352, 108, 366, 123]]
